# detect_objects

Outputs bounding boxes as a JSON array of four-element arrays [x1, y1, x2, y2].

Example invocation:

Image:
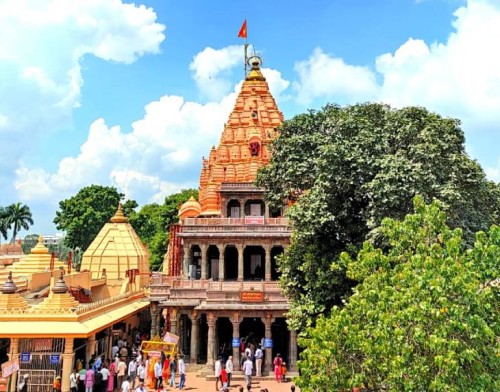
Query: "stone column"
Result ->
[[264, 244, 272, 282], [237, 244, 244, 282], [206, 312, 216, 367], [263, 313, 274, 375], [264, 203, 270, 219], [183, 244, 190, 278], [61, 337, 75, 392], [86, 335, 96, 366], [150, 303, 158, 337], [289, 330, 298, 372], [230, 313, 241, 369], [9, 338, 19, 392], [189, 311, 199, 364], [239, 199, 245, 218], [170, 308, 178, 336], [200, 244, 208, 280], [217, 245, 225, 281]]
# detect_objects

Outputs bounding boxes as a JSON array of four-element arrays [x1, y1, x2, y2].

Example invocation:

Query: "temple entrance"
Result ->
[[271, 246, 284, 281], [240, 317, 265, 351], [224, 246, 238, 281], [179, 315, 192, 358], [272, 318, 289, 363], [207, 245, 220, 280], [199, 314, 208, 363], [244, 246, 264, 281], [216, 317, 232, 362]]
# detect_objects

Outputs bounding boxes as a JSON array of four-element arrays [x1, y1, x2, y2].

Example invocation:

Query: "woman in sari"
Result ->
[[107, 359, 115, 392]]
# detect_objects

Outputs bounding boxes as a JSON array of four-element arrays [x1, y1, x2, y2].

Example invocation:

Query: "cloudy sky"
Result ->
[[1, 0, 499, 237]]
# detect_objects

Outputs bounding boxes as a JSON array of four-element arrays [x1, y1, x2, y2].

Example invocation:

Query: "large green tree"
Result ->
[[54, 185, 136, 251], [257, 103, 500, 328], [0, 203, 34, 243], [129, 189, 197, 270], [297, 197, 499, 391]]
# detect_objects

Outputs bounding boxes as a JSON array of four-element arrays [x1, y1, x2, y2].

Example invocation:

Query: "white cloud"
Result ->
[[293, 48, 379, 105], [0, 0, 165, 198], [485, 160, 500, 183]]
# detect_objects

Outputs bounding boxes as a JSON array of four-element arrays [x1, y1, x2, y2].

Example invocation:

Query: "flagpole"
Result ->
[[244, 38, 248, 79]]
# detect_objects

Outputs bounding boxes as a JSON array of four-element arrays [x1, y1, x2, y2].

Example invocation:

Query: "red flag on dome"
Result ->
[[238, 20, 247, 39]]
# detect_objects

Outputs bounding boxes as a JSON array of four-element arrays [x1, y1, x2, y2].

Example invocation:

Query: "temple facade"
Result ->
[[0, 206, 151, 392], [149, 58, 297, 374]]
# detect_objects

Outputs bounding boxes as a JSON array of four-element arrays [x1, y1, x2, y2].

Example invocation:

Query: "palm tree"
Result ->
[[0, 207, 8, 241], [4, 203, 34, 243]]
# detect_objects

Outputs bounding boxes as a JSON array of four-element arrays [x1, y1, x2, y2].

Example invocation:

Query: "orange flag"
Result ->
[[238, 20, 247, 39]]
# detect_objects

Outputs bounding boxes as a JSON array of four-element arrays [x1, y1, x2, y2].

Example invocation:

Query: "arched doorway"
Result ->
[[271, 246, 284, 281], [207, 245, 220, 280], [244, 246, 264, 281], [216, 317, 233, 362], [224, 246, 238, 281]]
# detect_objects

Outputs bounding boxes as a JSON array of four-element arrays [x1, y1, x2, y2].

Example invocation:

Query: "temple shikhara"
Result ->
[[150, 57, 297, 373], [0, 207, 150, 391]]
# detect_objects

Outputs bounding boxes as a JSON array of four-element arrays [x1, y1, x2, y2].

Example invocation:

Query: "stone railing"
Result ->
[[183, 217, 289, 226], [75, 290, 144, 314]]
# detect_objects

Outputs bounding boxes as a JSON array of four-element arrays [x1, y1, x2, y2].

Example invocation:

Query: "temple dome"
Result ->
[[179, 196, 202, 219]]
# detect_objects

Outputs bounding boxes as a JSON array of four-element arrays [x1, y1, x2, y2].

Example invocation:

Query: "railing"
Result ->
[[183, 217, 289, 226], [150, 275, 282, 292], [220, 182, 264, 190], [75, 290, 144, 314]]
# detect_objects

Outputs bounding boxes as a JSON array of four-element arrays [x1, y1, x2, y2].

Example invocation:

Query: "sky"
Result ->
[[0, 0, 499, 238]]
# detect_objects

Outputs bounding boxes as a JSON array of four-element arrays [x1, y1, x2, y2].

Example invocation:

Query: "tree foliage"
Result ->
[[297, 197, 499, 391], [0, 203, 34, 243], [128, 189, 197, 270], [256, 103, 500, 327], [54, 185, 135, 252]]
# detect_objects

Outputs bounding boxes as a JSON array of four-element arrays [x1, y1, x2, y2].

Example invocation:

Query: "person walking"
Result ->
[[225, 356, 233, 387], [99, 363, 109, 392], [273, 354, 282, 383], [242, 355, 253, 388], [214, 356, 222, 391], [255, 345, 263, 377], [154, 358, 162, 391], [128, 358, 137, 390], [134, 381, 146, 392], [70, 369, 78, 392], [168, 355, 177, 388], [84, 365, 95, 392], [117, 358, 127, 390], [162, 355, 170, 388], [177, 354, 186, 390]]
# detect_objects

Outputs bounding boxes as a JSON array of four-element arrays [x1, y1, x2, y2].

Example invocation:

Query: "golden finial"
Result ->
[[110, 203, 128, 223], [0, 272, 17, 294], [51, 271, 68, 294], [246, 56, 266, 81]]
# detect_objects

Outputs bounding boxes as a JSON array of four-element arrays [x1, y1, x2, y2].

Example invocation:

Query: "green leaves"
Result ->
[[296, 199, 499, 391], [0, 202, 34, 243]]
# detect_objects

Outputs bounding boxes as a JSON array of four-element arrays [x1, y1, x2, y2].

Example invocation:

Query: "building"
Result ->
[[0, 206, 150, 392], [149, 57, 297, 374]]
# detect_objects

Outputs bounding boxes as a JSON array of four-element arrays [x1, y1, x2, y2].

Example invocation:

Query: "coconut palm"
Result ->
[[0, 207, 8, 241], [3, 203, 34, 243]]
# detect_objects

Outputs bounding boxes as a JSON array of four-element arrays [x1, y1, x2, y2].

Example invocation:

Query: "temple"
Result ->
[[0, 206, 150, 392], [149, 57, 297, 374]]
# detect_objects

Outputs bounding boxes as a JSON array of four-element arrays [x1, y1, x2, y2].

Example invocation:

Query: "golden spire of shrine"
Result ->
[[110, 203, 128, 223], [0, 271, 29, 311]]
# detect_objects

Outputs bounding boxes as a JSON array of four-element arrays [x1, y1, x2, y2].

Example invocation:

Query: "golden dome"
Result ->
[[178, 196, 202, 219], [110, 203, 128, 223]]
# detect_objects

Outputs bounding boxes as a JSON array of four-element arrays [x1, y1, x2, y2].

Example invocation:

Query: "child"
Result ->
[[281, 362, 287, 382]]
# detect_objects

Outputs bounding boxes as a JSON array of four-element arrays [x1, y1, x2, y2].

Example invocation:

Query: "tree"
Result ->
[[1, 203, 34, 243], [54, 185, 136, 251], [129, 189, 197, 270], [256, 103, 500, 328], [21, 233, 39, 254], [297, 197, 499, 391]]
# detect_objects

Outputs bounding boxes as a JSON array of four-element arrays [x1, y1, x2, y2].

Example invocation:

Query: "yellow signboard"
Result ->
[[140, 336, 177, 357]]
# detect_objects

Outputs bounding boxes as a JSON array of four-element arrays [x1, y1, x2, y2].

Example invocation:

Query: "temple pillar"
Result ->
[[289, 330, 298, 372], [86, 335, 96, 366], [264, 203, 270, 219], [200, 244, 208, 280], [239, 199, 245, 218], [9, 338, 19, 392], [206, 312, 216, 367], [230, 313, 241, 369], [150, 303, 158, 337], [61, 338, 75, 392], [217, 245, 225, 281], [189, 311, 199, 364], [170, 308, 178, 336], [263, 313, 274, 374], [183, 244, 190, 278], [237, 244, 244, 282], [264, 244, 272, 282]]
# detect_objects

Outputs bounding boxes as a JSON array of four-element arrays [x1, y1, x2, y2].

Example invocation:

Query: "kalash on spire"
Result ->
[[180, 54, 284, 218]]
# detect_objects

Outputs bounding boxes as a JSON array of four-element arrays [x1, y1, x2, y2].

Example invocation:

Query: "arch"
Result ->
[[224, 245, 238, 281], [244, 246, 264, 281], [271, 246, 284, 281], [227, 199, 241, 218], [207, 245, 220, 280]]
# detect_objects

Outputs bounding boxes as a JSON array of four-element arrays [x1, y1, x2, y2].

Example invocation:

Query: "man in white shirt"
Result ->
[[178, 354, 186, 389], [225, 356, 233, 388], [128, 360, 137, 389], [214, 357, 222, 391], [154, 359, 162, 390], [242, 356, 253, 388], [137, 362, 145, 383], [255, 345, 263, 377], [134, 381, 146, 392], [121, 376, 130, 392], [69, 369, 78, 392]]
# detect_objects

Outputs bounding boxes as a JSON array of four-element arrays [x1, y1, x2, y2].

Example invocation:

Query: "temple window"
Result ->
[[227, 200, 241, 218]]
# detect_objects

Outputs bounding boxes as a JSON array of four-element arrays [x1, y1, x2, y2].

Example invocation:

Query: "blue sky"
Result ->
[[0, 0, 499, 238]]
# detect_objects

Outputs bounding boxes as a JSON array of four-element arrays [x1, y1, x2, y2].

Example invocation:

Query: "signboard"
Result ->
[[1, 359, 19, 378], [163, 332, 179, 345], [232, 338, 240, 347], [19, 353, 31, 363], [245, 216, 264, 225], [148, 351, 162, 359], [34, 339, 52, 352], [240, 291, 264, 302], [264, 338, 273, 348], [49, 354, 60, 365]]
